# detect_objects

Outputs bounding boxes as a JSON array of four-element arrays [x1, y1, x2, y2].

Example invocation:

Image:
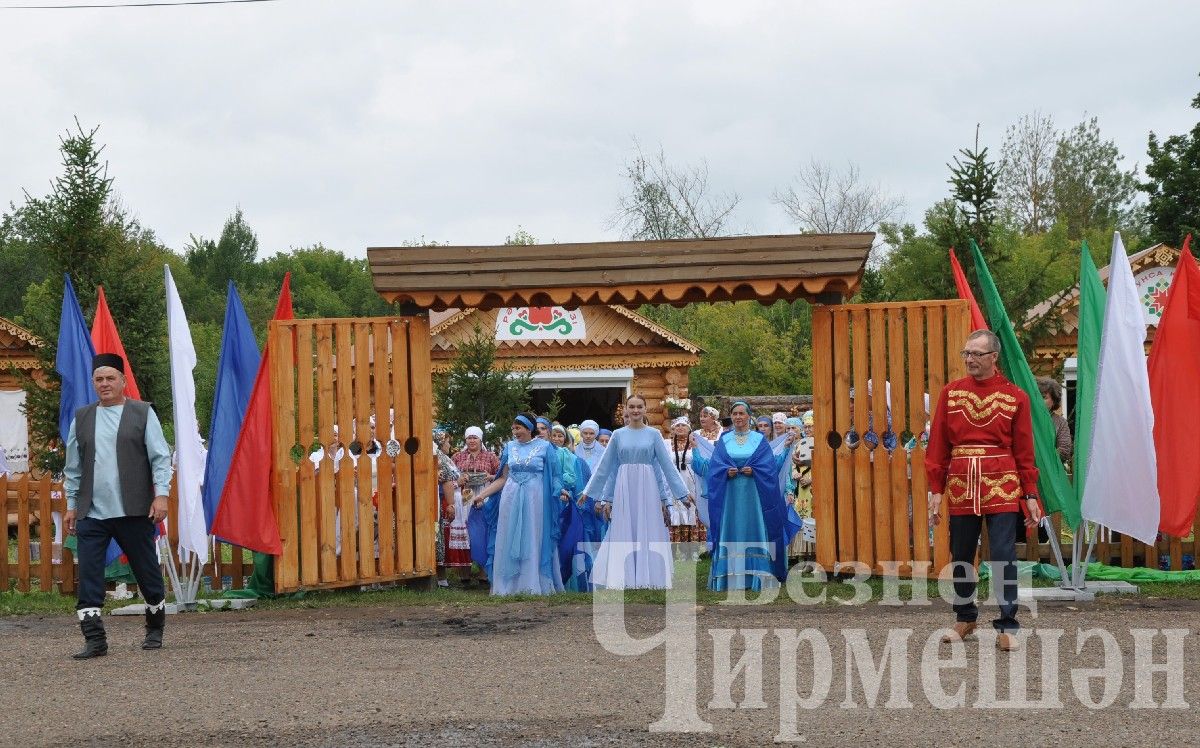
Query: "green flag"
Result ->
[[1073, 241, 1106, 516], [968, 239, 1080, 528]]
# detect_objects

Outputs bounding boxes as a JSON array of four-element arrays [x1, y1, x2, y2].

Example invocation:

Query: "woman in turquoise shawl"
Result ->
[[705, 401, 799, 591]]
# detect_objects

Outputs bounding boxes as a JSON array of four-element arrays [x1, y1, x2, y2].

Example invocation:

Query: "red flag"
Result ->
[[1148, 236, 1200, 536], [90, 286, 141, 399], [949, 247, 988, 331], [211, 274, 293, 554]]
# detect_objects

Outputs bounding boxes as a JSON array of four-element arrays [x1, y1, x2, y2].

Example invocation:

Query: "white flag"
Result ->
[[1081, 233, 1160, 544], [165, 265, 210, 564]]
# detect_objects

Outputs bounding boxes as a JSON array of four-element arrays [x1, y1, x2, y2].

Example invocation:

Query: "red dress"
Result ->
[[925, 373, 1040, 516]]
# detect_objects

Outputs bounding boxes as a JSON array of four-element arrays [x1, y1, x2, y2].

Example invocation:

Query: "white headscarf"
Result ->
[[465, 426, 484, 440], [670, 416, 691, 429], [772, 411, 787, 424], [579, 419, 600, 432]]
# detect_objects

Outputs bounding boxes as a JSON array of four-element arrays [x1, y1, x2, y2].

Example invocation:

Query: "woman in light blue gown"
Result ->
[[471, 413, 568, 596], [580, 395, 689, 590]]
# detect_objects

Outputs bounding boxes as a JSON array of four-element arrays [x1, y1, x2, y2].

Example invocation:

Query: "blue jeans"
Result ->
[[949, 512, 1020, 633]]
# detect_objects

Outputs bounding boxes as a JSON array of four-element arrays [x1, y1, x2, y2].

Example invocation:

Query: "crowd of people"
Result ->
[[430, 397, 819, 597]]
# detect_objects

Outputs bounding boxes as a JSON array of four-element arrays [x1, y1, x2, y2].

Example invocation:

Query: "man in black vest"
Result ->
[[64, 353, 173, 659]]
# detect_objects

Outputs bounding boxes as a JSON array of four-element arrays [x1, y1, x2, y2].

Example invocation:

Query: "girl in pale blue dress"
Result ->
[[471, 414, 567, 596], [580, 395, 689, 590]]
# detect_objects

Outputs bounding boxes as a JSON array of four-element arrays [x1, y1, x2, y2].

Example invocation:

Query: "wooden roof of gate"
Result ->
[[367, 233, 873, 311]]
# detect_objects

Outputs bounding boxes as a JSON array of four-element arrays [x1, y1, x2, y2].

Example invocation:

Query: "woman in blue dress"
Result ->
[[580, 395, 690, 590], [471, 413, 568, 596], [705, 401, 799, 591]]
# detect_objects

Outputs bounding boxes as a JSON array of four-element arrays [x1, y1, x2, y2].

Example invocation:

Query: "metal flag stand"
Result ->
[[161, 535, 204, 610]]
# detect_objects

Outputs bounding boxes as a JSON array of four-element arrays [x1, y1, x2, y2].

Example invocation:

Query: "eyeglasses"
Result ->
[[960, 350, 996, 360]]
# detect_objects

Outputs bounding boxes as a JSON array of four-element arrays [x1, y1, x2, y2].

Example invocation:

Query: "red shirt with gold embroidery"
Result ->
[[925, 373, 1039, 516]]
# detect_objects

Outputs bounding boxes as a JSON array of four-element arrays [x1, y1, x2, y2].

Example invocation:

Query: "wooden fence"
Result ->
[[267, 316, 437, 594], [811, 300, 966, 576], [811, 298, 1200, 576], [3, 473, 254, 594]]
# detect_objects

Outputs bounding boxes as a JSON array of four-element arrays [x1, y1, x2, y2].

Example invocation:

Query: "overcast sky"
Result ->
[[2, 1, 1197, 259]]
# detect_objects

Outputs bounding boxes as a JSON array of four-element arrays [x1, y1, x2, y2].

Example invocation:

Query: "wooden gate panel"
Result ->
[[390, 319, 415, 573], [850, 308, 874, 567], [811, 307, 837, 567], [832, 309, 855, 564], [867, 307, 891, 563], [408, 314, 438, 574], [270, 315, 437, 594], [812, 300, 968, 576]]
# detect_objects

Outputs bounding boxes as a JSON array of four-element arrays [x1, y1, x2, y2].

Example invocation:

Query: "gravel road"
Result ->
[[4, 594, 1199, 747]]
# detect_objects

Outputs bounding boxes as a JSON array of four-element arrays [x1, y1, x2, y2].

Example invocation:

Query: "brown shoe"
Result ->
[[941, 622, 977, 643], [996, 633, 1020, 651]]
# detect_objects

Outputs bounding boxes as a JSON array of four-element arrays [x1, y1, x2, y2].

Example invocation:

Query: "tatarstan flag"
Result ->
[[211, 274, 293, 555]]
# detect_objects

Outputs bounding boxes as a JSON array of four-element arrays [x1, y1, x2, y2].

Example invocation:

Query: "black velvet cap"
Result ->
[[92, 353, 124, 374]]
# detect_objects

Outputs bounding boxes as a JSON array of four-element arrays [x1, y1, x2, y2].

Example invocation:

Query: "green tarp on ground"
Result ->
[[979, 560, 1200, 583]]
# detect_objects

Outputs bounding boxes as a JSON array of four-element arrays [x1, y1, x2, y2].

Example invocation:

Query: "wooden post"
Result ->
[[886, 307, 910, 569], [811, 307, 837, 569], [295, 321, 319, 587], [373, 320, 397, 577], [334, 321, 357, 581], [315, 323, 338, 583], [354, 321, 377, 579], [907, 308, 931, 572], [408, 315, 437, 575], [833, 309, 855, 566], [390, 319, 414, 574], [850, 307, 874, 569], [926, 304, 950, 573]]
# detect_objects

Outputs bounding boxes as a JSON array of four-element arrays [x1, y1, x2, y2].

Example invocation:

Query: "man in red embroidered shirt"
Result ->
[[926, 330, 1042, 652]]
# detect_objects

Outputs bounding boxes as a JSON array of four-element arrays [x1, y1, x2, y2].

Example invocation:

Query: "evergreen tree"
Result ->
[[12, 123, 173, 472], [1142, 82, 1200, 245], [947, 125, 1002, 260], [433, 323, 533, 445]]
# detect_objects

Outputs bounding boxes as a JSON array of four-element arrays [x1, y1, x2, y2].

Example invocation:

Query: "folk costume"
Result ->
[[704, 426, 798, 592], [480, 435, 567, 596], [64, 353, 173, 658], [926, 372, 1040, 633], [583, 425, 689, 590], [663, 418, 702, 544]]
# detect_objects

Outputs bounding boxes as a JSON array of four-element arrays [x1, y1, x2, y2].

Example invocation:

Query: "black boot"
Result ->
[[73, 609, 108, 660], [142, 601, 166, 650]]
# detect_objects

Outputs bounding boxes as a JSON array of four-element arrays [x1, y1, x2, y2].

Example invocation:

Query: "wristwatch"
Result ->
[[1021, 493, 1038, 502]]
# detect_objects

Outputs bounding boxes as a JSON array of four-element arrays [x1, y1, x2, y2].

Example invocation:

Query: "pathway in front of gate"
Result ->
[[5, 596, 1198, 747]]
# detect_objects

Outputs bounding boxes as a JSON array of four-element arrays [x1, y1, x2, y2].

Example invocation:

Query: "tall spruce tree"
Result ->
[[13, 122, 173, 472], [948, 125, 1002, 261]]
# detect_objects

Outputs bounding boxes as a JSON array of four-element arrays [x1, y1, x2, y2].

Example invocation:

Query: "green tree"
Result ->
[[947, 126, 1002, 259], [681, 303, 810, 396], [1051, 116, 1140, 239], [12, 123, 175, 472], [185, 207, 259, 294], [256, 245, 393, 323], [433, 323, 533, 446], [1143, 82, 1200, 244]]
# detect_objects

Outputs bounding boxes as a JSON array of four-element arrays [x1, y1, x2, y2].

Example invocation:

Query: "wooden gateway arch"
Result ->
[[265, 233, 968, 592]]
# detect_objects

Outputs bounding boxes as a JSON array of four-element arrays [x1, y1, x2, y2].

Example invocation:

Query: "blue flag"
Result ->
[[201, 282, 261, 532], [55, 275, 97, 444]]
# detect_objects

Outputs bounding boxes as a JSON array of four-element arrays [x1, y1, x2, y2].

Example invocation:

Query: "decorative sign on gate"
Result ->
[[1134, 266, 1175, 327], [495, 306, 586, 341]]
